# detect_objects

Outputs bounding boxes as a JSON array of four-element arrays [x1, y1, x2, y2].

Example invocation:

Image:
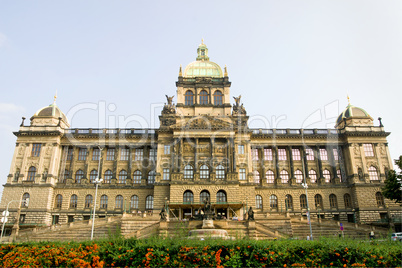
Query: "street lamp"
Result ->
[[301, 152, 313, 240], [1, 198, 28, 242], [91, 146, 103, 241]]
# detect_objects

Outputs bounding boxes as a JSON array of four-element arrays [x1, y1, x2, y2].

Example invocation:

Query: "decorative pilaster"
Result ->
[[288, 146, 294, 178], [315, 146, 323, 182], [194, 139, 198, 172], [273, 146, 279, 182]]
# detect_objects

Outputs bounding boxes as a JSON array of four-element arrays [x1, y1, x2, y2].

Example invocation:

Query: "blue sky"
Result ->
[[0, 1, 401, 196]]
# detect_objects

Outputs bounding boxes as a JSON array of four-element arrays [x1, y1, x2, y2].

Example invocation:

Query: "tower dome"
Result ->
[[183, 40, 223, 78], [335, 101, 373, 128], [30, 96, 69, 128]]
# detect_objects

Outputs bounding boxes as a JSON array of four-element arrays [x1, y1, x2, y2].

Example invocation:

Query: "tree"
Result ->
[[382, 155, 402, 203]]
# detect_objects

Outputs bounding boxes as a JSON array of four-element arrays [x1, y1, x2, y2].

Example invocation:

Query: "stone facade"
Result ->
[[1, 42, 400, 234]]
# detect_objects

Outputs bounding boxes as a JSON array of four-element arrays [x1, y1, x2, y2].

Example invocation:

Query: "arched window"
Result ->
[[200, 190, 210, 203], [130, 195, 139, 209], [216, 190, 227, 203], [375, 192, 384, 206], [285, 194, 293, 210], [213, 90, 223, 105], [185, 90, 194, 105], [85, 195, 93, 208], [89, 170, 98, 183], [323, 169, 331, 183], [216, 164, 225, 180], [27, 166, 36, 181], [266, 170, 275, 184], [368, 166, 379, 181], [21, 193, 30, 207], [295, 170, 303, 184], [133, 170, 142, 184], [270, 195, 278, 209], [115, 195, 123, 209], [75, 170, 84, 184], [104, 170, 113, 183], [253, 170, 260, 184], [145, 195, 154, 210], [119, 170, 127, 184], [329, 194, 338, 209], [148, 170, 155, 184], [55, 194, 63, 209], [309, 170, 317, 183], [70, 194, 78, 208], [314, 194, 323, 209], [199, 90, 209, 105], [300, 194, 307, 209], [184, 165, 194, 179], [183, 190, 194, 204], [100, 195, 108, 209], [200, 165, 209, 179], [255, 195, 263, 209], [344, 194, 352, 208], [280, 170, 289, 184]]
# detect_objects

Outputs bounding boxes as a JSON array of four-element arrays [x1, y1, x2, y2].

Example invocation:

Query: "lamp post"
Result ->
[[91, 146, 103, 241], [1, 198, 27, 242], [301, 152, 313, 240]]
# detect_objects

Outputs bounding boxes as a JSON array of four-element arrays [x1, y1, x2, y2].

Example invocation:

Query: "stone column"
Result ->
[[273, 146, 279, 182], [302, 147, 309, 175], [231, 138, 236, 172], [69, 146, 78, 181], [226, 138, 230, 174], [113, 147, 119, 180], [83, 146, 90, 178], [179, 139, 183, 172], [259, 147, 265, 186], [288, 146, 294, 179], [128, 147, 133, 180], [327, 146, 337, 180], [359, 143, 368, 178], [373, 143, 383, 175], [315, 146, 323, 181], [194, 138, 198, 172]]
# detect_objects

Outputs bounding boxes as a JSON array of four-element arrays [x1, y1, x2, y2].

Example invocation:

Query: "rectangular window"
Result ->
[[149, 148, 157, 161], [163, 168, 170, 180], [306, 148, 314, 161], [363, 144, 374, 157], [292, 149, 301, 161], [278, 149, 287, 161], [239, 168, 246, 180], [264, 148, 273, 161], [164, 145, 170, 155], [31, 144, 42, 157], [333, 149, 339, 161], [106, 148, 115, 161], [238, 145, 245, 155], [120, 148, 130, 161], [135, 149, 143, 161], [92, 148, 100, 161], [66, 148, 73, 161], [78, 148, 87, 161], [319, 149, 328, 160], [251, 148, 259, 161]]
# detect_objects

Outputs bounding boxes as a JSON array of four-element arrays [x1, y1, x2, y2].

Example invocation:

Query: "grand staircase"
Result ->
[[5, 212, 389, 242]]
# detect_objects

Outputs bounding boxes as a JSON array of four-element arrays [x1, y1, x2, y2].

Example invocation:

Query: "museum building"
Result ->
[[0, 41, 399, 232]]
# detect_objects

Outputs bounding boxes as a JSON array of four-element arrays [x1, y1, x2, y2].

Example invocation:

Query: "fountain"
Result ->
[[187, 197, 234, 240]]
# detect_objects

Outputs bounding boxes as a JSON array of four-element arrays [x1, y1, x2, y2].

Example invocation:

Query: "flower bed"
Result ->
[[0, 237, 400, 267]]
